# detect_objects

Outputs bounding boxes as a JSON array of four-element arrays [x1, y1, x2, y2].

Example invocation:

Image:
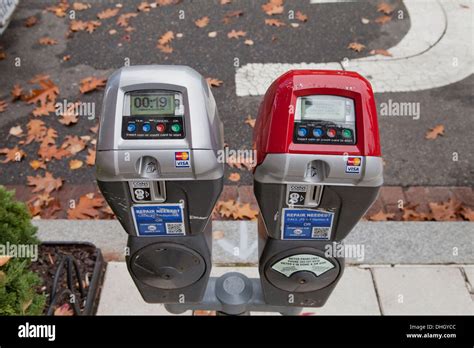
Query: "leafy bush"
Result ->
[[0, 186, 45, 315]]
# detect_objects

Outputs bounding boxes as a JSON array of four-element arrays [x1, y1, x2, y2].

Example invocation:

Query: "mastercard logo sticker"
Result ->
[[175, 151, 189, 160], [347, 157, 361, 166]]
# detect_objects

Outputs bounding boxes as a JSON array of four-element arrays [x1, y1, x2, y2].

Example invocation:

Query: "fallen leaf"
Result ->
[[24, 16, 38, 27], [109, 29, 117, 35], [265, 18, 285, 27], [11, 84, 23, 101], [86, 148, 96, 166], [67, 193, 104, 219], [245, 115, 256, 128], [63, 54, 71, 61], [215, 200, 258, 220], [28, 74, 50, 84], [39, 37, 58, 45], [228, 173, 241, 182], [58, 103, 79, 125], [262, 0, 284, 15], [206, 78, 223, 87], [348, 42, 365, 52], [69, 159, 83, 170], [367, 210, 395, 221], [425, 125, 444, 140], [208, 31, 217, 38], [459, 206, 474, 221], [97, 8, 120, 19], [0, 256, 11, 267], [193, 310, 217, 316], [0, 100, 7, 112], [402, 204, 431, 221], [80, 77, 107, 94], [429, 199, 460, 221], [375, 15, 392, 24], [370, 49, 392, 57], [157, 31, 174, 45], [226, 154, 254, 170], [0, 146, 26, 163], [46, 2, 69, 17], [40, 128, 58, 147], [32, 102, 56, 117], [30, 160, 47, 170], [61, 135, 87, 155], [24, 79, 59, 107], [73, 2, 90, 11], [295, 11, 308, 22], [90, 124, 99, 134], [137, 2, 152, 12], [195, 16, 209, 28], [38, 144, 71, 161], [9, 125, 23, 137], [0, 51, 6, 60], [116, 13, 137, 27], [377, 2, 395, 15], [222, 10, 243, 24], [25, 119, 47, 144], [244, 39, 254, 46], [27, 172, 63, 194], [54, 303, 74, 316], [227, 29, 246, 39]]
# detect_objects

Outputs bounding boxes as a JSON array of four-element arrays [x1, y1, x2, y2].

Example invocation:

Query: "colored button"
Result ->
[[127, 123, 136, 132], [297, 127, 308, 137], [327, 128, 336, 138], [313, 128, 323, 137], [156, 123, 166, 133], [342, 129, 352, 138], [142, 123, 151, 133], [171, 123, 182, 133]]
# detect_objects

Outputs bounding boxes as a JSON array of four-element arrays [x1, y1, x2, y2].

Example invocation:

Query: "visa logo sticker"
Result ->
[[345, 156, 362, 174], [175, 151, 190, 168]]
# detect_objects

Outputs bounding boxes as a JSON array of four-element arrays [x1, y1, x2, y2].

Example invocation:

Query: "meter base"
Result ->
[[164, 272, 303, 316]]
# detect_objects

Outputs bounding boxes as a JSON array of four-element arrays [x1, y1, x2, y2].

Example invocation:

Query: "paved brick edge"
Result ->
[[3, 184, 473, 221]]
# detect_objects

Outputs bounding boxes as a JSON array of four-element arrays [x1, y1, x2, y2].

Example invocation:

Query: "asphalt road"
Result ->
[[0, 0, 472, 187]]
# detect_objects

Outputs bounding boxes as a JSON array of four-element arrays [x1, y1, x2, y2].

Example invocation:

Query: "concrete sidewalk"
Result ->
[[34, 220, 474, 264], [97, 263, 474, 315]]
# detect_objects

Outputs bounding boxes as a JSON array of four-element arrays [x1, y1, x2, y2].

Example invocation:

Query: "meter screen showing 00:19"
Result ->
[[131, 94, 175, 115]]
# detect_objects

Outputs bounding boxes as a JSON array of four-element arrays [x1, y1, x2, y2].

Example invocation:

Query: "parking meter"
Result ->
[[253, 70, 383, 308], [96, 65, 224, 303]]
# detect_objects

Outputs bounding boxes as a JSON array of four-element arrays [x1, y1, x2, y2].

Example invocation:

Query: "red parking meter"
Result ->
[[253, 70, 383, 307]]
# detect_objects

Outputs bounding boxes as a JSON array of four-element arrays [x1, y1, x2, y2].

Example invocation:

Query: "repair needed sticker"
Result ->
[[132, 204, 186, 236], [281, 208, 334, 241]]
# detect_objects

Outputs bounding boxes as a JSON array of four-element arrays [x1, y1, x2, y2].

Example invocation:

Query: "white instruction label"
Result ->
[[271, 254, 335, 278]]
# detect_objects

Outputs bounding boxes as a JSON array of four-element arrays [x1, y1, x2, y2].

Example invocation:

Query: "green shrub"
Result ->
[[0, 186, 46, 315]]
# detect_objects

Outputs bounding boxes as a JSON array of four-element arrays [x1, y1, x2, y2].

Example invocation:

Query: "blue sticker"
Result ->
[[132, 204, 185, 236], [282, 209, 334, 240]]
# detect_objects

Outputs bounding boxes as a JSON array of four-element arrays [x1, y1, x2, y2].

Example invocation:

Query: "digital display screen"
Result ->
[[131, 94, 175, 115], [300, 96, 349, 122]]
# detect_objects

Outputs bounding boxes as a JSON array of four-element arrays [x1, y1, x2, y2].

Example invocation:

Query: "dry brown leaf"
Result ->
[[138, 1, 152, 12], [38, 144, 71, 161], [0, 100, 7, 112], [24, 79, 59, 107], [158, 31, 174, 45], [27, 172, 63, 194], [54, 303, 74, 316], [46, 2, 69, 17], [425, 125, 444, 140], [61, 135, 87, 155], [117, 13, 138, 27], [90, 124, 99, 134], [348, 42, 365, 52], [206, 78, 223, 88], [86, 148, 96, 166], [228, 173, 241, 182], [220, 0, 232, 4], [58, 104, 79, 125], [459, 206, 474, 221], [24, 16, 38, 27], [245, 115, 256, 128], [265, 18, 285, 27], [39, 37, 58, 45], [32, 102, 56, 117], [73, 2, 90, 11], [69, 159, 83, 170], [28, 74, 50, 84], [222, 10, 243, 24], [367, 210, 395, 221], [30, 160, 47, 170], [85, 20, 101, 33], [195, 16, 210, 28], [63, 54, 71, 61], [227, 29, 246, 39], [69, 20, 88, 32], [0, 51, 6, 60], [375, 15, 392, 24], [9, 125, 23, 137], [40, 128, 58, 147], [226, 154, 254, 170], [295, 11, 308, 22], [377, 2, 395, 15], [244, 39, 254, 46], [25, 119, 47, 144], [429, 199, 461, 221], [401, 204, 431, 221], [68, 193, 104, 219], [97, 8, 119, 19], [370, 49, 392, 57], [11, 84, 23, 101], [0, 147, 26, 163], [262, 0, 284, 15], [0, 256, 11, 267], [80, 77, 107, 94]]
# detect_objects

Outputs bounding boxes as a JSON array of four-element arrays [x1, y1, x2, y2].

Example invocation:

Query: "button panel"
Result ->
[[293, 122, 356, 145], [122, 116, 185, 139]]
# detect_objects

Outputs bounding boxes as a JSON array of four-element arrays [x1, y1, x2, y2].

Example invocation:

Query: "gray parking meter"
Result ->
[[96, 65, 224, 303], [253, 70, 383, 308]]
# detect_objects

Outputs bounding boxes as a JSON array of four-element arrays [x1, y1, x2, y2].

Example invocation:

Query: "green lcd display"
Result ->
[[130, 94, 175, 115]]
